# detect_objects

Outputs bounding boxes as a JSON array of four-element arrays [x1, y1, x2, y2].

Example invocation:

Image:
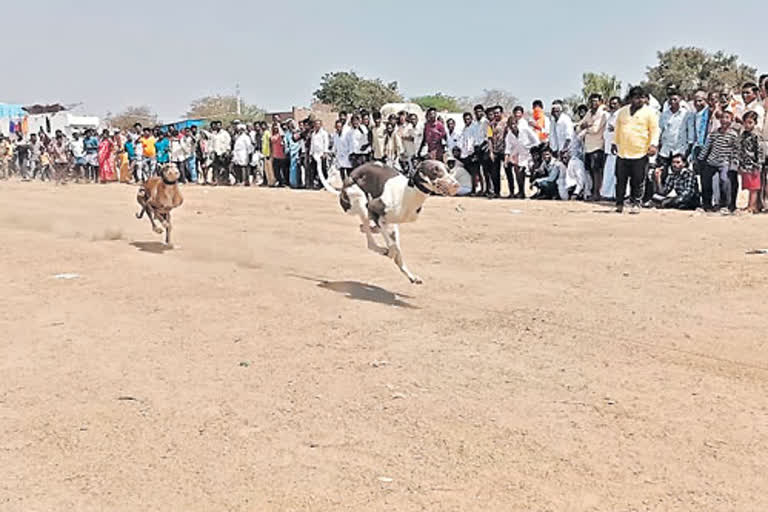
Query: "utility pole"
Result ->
[[236, 82, 242, 116]]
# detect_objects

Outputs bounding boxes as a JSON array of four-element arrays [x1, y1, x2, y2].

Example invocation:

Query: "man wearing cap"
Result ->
[[210, 120, 232, 185], [232, 124, 254, 186]]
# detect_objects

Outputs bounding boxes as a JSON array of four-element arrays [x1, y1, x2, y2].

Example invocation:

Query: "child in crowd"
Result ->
[[39, 147, 52, 181], [698, 110, 739, 212], [736, 110, 766, 213]]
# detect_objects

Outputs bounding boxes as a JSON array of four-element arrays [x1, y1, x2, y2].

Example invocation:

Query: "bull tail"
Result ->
[[316, 156, 341, 197]]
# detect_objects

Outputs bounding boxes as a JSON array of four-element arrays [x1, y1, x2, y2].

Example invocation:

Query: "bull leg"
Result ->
[[350, 195, 386, 255], [380, 223, 422, 285], [162, 212, 172, 246], [146, 206, 163, 234]]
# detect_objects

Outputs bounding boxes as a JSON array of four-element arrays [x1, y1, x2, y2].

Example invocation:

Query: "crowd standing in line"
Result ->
[[2, 78, 768, 215]]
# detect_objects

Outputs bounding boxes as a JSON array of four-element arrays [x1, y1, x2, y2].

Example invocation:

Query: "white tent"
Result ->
[[380, 103, 425, 124]]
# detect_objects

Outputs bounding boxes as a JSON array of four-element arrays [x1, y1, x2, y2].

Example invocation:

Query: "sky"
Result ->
[[4, 0, 768, 122]]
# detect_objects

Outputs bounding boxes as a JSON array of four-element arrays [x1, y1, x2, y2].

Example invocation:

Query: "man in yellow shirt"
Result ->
[[613, 86, 660, 213], [139, 128, 157, 177]]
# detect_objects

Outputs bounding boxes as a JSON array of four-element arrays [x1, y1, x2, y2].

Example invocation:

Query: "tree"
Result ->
[[107, 105, 158, 130], [410, 93, 461, 112], [471, 89, 519, 113], [643, 47, 756, 100], [562, 95, 585, 117], [313, 71, 403, 112], [185, 95, 264, 125], [581, 72, 622, 102]]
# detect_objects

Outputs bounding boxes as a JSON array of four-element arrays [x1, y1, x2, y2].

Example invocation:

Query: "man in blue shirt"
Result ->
[[83, 129, 99, 182], [155, 129, 170, 169]]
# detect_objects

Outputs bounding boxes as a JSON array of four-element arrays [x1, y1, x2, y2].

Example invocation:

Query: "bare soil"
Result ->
[[1, 181, 767, 511]]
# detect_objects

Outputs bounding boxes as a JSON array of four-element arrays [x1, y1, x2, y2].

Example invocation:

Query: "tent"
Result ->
[[159, 118, 206, 132]]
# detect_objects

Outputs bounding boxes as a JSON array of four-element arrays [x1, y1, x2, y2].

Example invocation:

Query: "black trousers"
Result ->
[[536, 180, 559, 199], [489, 152, 504, 196], [273, 157, 289, 186], [233, 164, 249, 185], [728, 170, 739, 211], [657, 194, 700, 210], [214, 154, 230, 184], [464, 157, 481, 194], [697, 160, 714, 210], [504, 163, 516, 197], [481, 154, 494, 195], [584, 150, 605, 197], [615, 156, 647, 206], [174, 161, 187, 183]]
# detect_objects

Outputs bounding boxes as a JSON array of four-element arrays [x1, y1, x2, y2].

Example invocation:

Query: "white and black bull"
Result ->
[[317, 160, 460, 284]]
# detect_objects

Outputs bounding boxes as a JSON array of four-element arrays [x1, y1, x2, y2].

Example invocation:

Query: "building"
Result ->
[[0, 102, 99, 139]]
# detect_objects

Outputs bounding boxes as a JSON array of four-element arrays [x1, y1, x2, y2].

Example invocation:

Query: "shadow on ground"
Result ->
[[130, 241, 173, 254], [289, 274, 418, 309]]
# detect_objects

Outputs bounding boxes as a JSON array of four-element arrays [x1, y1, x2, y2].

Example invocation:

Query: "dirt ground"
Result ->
[[1, 181, 767, 512]]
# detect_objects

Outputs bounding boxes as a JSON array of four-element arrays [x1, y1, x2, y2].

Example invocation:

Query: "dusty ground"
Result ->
[[1, 181, 767, 512]]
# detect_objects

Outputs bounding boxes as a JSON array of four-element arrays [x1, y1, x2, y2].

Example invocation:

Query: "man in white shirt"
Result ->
[[657, 88, 689, 176], [579, 93, 609, 200], [448, 147, 473, 196], [409, 113, 423, 159], [549, 100, 574, 157], [371, 112, 387, 162], [470, 104, 491, 195], [397, 111, 417, 173], [232, 124, 254, 186], [344, 114, 369, 170], [332, 119, 351, 180], [211, 121, 232, 185], [741, 81, 765, 128], [505, 112, 539, 198], [308, 119, 330, 190], [69, 132, 86, 182], [445, 118, 462, 155], [600, 96, 621, 200], [169, 128, 188, 183]]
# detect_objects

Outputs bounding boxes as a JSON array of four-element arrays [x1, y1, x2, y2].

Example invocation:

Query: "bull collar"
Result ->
[[162, 176, 179, 186], [408, 172, 432, 195]]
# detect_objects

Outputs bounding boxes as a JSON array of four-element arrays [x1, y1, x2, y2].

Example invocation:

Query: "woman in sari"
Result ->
[[98, 129, 116, 182]]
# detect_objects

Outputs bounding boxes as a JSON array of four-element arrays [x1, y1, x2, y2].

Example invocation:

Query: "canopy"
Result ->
[[0, 103, 25, 118]]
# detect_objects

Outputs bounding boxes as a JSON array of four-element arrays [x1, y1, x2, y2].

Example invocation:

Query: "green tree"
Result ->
[[106, 105, 158, 130], [313, 71, 403, 112], [581, 72, 622, 101], [185, 95, 264, 125], [643, 47, 756, 99], [410, 93, 461, 112]]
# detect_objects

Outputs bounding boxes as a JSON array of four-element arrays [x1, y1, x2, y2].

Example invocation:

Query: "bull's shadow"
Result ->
[[290, 275, 419, 309], [130, 241, 173, 254]]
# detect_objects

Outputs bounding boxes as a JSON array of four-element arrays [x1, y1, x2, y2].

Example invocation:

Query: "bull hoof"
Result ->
[[410, 276, 423, 285], [135, 212, 142, 219], [153, 226, 163, 234], [359, 224, 381, 234]]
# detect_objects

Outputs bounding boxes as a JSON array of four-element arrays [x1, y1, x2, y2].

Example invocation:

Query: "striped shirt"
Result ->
[[699, 128, 738, 168]]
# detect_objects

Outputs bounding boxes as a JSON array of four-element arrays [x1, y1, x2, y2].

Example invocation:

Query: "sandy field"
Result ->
[[1, 181, 767, 512]]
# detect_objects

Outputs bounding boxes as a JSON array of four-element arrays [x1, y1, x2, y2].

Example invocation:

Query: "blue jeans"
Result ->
[[289, 156, 300, 188], [186, 156, 197, 182]]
